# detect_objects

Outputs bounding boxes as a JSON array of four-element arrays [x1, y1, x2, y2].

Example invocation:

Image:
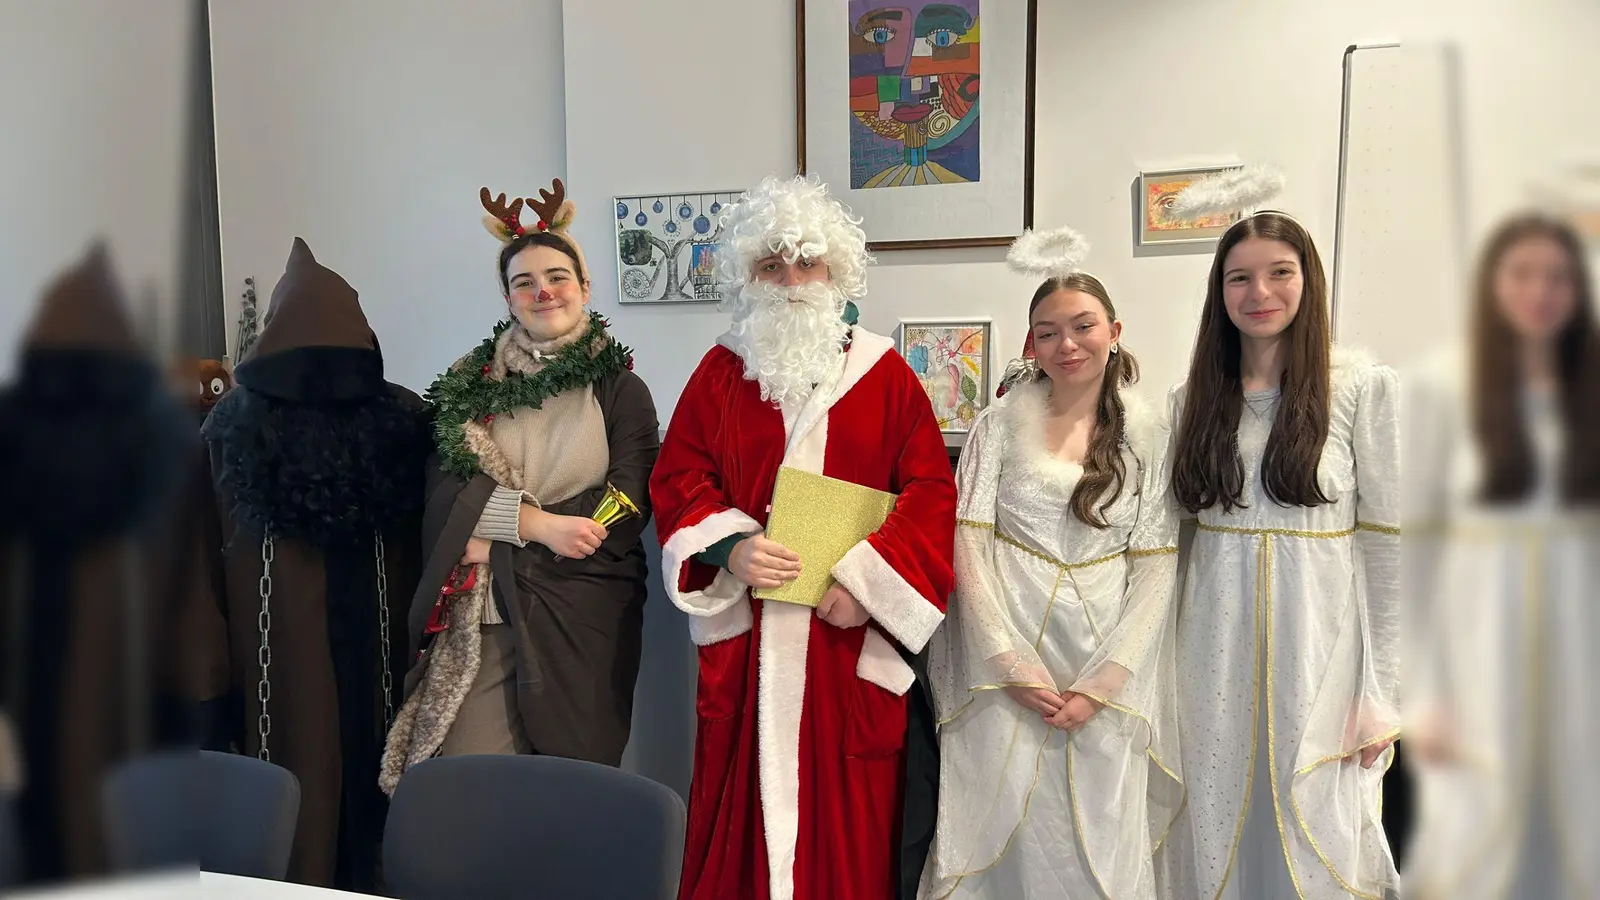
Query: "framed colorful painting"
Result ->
[[1137, 165, 1245, 246], [896, 318, 991, 433], [613, 191, 741, 304], [796, 0, 1037, 251]]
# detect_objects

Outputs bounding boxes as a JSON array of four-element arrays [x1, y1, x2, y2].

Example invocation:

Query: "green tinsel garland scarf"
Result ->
[[425, 311, 634, 480]]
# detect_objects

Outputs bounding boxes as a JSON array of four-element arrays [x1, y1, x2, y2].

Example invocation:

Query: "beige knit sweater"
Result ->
[[465, 316, 609, 621]]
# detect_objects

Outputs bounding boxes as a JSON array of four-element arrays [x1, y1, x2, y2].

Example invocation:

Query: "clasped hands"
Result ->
[[730, 534, 868, 629], [1003, 685, 1105, 731]]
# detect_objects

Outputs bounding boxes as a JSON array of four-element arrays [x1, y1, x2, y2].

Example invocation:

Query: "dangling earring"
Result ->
[[1110, 344, 1120, 355]]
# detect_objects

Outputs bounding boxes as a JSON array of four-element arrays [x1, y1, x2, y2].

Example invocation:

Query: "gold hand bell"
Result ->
[[555, 483, 639, 562], [590, 482, 641, 528]]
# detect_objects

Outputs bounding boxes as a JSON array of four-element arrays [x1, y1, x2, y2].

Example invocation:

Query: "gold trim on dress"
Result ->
[[931, 727, 1057, 899], [996, 530, 1125, 572], [1067, 740, 1113, 900], [1130, 545, 1180, 557], [1211, 535, 1264, 900], [1293, 728, 1403, 775], [1196, 522, 1357, 539], [1263, 534, 1316, 900], [1201, 522, 1390, 900]]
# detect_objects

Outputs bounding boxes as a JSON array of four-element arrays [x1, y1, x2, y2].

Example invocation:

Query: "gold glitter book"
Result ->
[[753, 466, 898, 608]]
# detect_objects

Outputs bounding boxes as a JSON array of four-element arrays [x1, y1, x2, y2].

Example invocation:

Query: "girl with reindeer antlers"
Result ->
[[1156, 167, 1403, 900], [919, 227, 1182, 900], [380, 179, 660, 788]]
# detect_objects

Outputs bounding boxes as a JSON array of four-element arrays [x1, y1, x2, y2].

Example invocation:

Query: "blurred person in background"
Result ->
[[1402, 213, 1600, 900], [191, 238, 431, 892], [0, 244, 198, 884]]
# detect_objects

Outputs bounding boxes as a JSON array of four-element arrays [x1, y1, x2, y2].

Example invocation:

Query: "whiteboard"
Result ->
[[1331, 43, 1467, 367]]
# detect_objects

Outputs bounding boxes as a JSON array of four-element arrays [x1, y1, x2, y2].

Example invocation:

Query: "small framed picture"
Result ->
[[1137, 165, 1244, 246], [613, 191, 741, 304], [895, 318, 992, 433]]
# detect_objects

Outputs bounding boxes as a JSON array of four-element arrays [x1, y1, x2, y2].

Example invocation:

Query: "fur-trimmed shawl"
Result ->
[[990, 374, 1165, 493]]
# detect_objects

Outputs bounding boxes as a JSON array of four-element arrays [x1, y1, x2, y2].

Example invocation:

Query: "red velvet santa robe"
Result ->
[[651, 327, 956, 900]]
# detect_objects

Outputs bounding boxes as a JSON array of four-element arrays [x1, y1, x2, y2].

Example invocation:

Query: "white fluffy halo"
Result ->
[[1006, 226, 1091, 279], [1169, 165, 1286, 219]]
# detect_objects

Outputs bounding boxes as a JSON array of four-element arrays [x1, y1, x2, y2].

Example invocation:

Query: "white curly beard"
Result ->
[[724, 280, 850, 409]]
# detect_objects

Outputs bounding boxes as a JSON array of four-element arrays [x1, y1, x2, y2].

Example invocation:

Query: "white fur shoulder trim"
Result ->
[[1331, 343, 1398, 399], [995, 378, 1083, 485], [1331, 343, 1378, 376], [1120, 389, 1167, 460], [993, 378, 1166, 484]]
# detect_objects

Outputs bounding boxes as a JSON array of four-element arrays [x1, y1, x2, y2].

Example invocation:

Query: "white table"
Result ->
[[4, 872, 205, 899], [198, 872, 381, 897], [3, 872, 382, 899]]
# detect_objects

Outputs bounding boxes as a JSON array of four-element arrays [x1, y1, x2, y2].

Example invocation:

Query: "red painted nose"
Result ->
[[537, 289, 553, 301]]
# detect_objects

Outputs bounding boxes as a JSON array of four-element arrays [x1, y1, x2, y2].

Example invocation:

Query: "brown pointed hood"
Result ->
[[244, 237, 376, 360], [233, 238, 386, 401], [23, 241, 142, 354]]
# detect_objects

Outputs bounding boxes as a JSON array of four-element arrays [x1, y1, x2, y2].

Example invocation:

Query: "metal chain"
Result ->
[[257, 533, 275, 761], [374, 532, 394, 728]]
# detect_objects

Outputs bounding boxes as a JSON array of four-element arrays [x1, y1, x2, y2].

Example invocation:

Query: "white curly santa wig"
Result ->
[[714, 174, 873, 300]]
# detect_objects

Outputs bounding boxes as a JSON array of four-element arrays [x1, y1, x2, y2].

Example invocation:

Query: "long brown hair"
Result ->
[[1469, 213, 1600, 504], [1171, 211, 1333, 514], [1027, 273, 1141, 528]]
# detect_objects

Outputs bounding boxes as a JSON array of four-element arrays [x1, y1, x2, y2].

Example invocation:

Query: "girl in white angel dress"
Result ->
[[1159, 209, 1402, 900], [1402, 212, 1600, 900], [920, 244, 1183, 900]]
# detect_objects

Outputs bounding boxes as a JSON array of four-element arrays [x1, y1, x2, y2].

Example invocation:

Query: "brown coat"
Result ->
[[191, 238, 428, 890], [0, 244, 200, 884], [402, 368, 660, 765], [196, 410, 422, 887]]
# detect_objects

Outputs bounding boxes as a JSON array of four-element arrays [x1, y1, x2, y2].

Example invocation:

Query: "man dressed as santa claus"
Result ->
[[651, 175, 956, 900]]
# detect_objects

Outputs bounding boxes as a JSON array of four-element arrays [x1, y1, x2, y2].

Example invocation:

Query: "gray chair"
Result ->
[[383, 754, 687, 900], [101, 749, 300, 879]]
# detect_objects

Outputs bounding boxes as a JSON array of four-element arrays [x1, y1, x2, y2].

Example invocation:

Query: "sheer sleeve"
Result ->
[[926, 403, 1056, 726], [1068, 397, 1180, 752], [1354, 363, 1403, 744]]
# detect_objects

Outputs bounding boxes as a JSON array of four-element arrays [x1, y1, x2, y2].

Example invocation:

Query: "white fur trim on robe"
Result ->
[[832, 538, 944, 654], [661, 507, 762, 645], [752, 325, 919, 900]]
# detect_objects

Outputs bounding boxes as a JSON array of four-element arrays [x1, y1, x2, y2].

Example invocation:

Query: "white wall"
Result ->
[[0, 0, 190, 374], [566, 0, 1598, 417], [559, 0, 800, 424], [209, 0, 567, 391]]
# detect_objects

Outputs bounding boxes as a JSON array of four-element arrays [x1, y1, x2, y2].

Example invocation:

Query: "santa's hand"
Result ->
[[816, 583, 869, 629], [729, 534, 801, 588], [1046, 692, 1105, 731], [459, 536, 492, 566], [1002, 685, 1065, 718]]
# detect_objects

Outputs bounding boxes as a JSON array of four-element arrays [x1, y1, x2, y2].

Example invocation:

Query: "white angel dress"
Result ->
[[1400, 347, 1600, 900], [919, 378, 1183, 900], [1155, 347, 1402, 900]]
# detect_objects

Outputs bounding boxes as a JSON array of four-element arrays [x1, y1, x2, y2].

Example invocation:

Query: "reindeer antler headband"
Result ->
[[480, 178, 589, 280]]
